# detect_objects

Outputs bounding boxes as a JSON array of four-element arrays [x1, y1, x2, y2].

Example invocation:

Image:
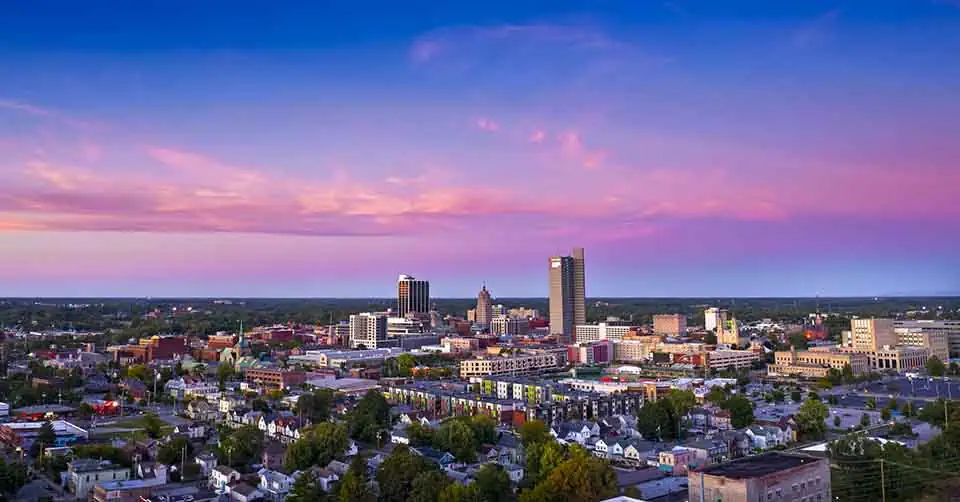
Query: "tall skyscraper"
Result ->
[[549, 247, 586, 342], [397, 274, 430, 317], [475, 284, 493, 327]]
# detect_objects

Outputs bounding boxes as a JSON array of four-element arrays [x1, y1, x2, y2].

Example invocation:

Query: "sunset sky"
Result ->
[[1, 1, 959, 297]]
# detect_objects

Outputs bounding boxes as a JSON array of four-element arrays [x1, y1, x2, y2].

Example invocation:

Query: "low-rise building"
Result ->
[[244, 368, 306, 391], [68, 459, 130, 499], [768, 346, 869, 378], [688, 453, 830, 502], [705, 349, 760, 370], [491, 316, 530, 337]]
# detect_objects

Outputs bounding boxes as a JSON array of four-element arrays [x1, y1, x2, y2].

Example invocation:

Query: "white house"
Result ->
[[195, 452, 218, 477], [258, 469, 294, 502], [211, 465, 242, 492], [745, 425, 786, 451]]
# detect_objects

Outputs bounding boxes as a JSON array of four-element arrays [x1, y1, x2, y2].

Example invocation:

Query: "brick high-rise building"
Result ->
[[653, 314, 687, 337], [549, 247, 586, 342]]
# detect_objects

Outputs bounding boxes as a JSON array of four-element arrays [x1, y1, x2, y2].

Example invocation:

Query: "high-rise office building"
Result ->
[[704, 307, 727, 332], [653, 314, 688, 337], [475, 284, 493, 327], [349, 313, 388, 349], [549, 247, 586, 342], [851, 318, 896, 352], [397, 275, 430, 317]]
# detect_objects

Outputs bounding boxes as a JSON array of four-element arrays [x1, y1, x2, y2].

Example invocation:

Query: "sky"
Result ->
[[1, 0, 959, 298]]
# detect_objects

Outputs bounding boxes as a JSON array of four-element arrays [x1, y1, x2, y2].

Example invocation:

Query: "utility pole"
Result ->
[[880, 458, 887, 502]]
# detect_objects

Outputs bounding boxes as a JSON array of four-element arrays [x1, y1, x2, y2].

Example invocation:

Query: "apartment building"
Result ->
[[350, 313, 389, 349], [243, 368, 306, 391], [459, 352, 562, 378]]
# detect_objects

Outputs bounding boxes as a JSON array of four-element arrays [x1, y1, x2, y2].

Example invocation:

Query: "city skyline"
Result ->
[[1, 1, 959, 297]]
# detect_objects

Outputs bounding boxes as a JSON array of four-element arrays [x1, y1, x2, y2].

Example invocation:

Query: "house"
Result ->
[[687, 407, 712, 430], [67, 459, 130, 499], [413, 447, 458, 468], [122, 439, 158, 463], [714, 429, 751, 459], [211, 465, 242, 492], [500, 463, 524, 483], [135, 461, 167, 482], [227, 481, 264, 502], [344, 439, 359, 457], [173, 423, 207, 440], [658, 447, 696, 476], [325, 460, 350, 477], [685, 438, 729, 466], [622, 441, 658, 466], [259, 415, 307, 444], [391, 428, 411, 445], [495, 434, 523, 464], [314, 468, 340, 492], [188, 400, 219, 422], [713, 409, 733, 430], [745, 425, 786, 451], [195, 452, 218, 477], [262, 442, 286, 472], [166, 376, 221, 401], [259, 469, 294, 502], [120, 378, 148, 399], [478, 445, 501, 463], [552, 421, 599, 445]]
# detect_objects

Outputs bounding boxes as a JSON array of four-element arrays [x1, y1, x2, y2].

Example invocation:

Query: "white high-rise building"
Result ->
[[704, 308, 727, 332], [575, 323, 637, 343]]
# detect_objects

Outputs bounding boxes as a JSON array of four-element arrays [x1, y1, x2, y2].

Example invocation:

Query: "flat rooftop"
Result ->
[[700, 453, 822, 479]]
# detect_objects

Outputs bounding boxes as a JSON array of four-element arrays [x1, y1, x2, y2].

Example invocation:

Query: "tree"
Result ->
[[833, 415, 841, 428], [827, 395, 839, 405], [790, 390, 802, 403], [218, 424, 264, 467], [866, 396, 877, 410], [439, 483, 480, 502], [337, 455, 375, 502], [519, 448, 617, 502], [77, 402, 94, 419], [470, 415, 498, 446], [518, 420, 550, 446], [771, 390, 786, 403], [288, 470, 325, 502], [409, 471, 452, 502], [881, 407, 892, 421], [158, 436, 193, 466], [217, 363, 234, 389], [523, 440, 568, 488], [143, 413, 165, 439], [901, 401, 914, 418], [703, 332, 718, 345], [285, 423, 350, 471], [705, 386, 727, 406], [927, 356, 946, 377], [841, 363, 854, 382], [31, 421, 57, 455], [376, 446, 439, 502], [350, 390, 391, 444], [859, 412, 871, 428], [474, 464, 515, 502], [721, 394, 755, 429], [435, 419, 478, 463], [807, 391, 820, 401], [796, 398, 829, 440], [252, 398, 270, 412], [0, 459, 28, 495], [296, 388, 335, 422]]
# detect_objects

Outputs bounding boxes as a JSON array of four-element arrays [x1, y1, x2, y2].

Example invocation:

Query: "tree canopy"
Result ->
[[285, 422, 350, 471]]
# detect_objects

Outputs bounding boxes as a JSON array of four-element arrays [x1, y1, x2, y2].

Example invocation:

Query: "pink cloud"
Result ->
[[80, 142, 102, 161], [475, 118, 499, 132], [528, 130, 546, 143]]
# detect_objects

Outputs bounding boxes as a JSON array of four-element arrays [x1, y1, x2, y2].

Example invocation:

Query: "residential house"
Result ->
[[325, 460, 350, 478], [227, 481, 264, 502], [314, 468, 340, 492], [120, 378, 148, 399], [685, 438, 729, 466], [687, 407, 712, 430], [67, 459, 130, 499], [259, 469, 294, 502], [552, 421, 600, 445], [658, 447, 696, 476], [259, 415, 307, 444], [165, 376, 221, 401], [413, 447, 458, 468], [391, 428, 410, 445], [211, 465, 242, 492], [501, 463, 524, 483], [495, 434, 523, 464], [622, 441, 659, 466], [713, 409, 733, 430], [714, 429, 751, 459], [188, 400, 219, 422], [745, 425, 787, 451], [195, 452, 218, 477], [173, 423, 207, 440], [261, 442, 286, 472]]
